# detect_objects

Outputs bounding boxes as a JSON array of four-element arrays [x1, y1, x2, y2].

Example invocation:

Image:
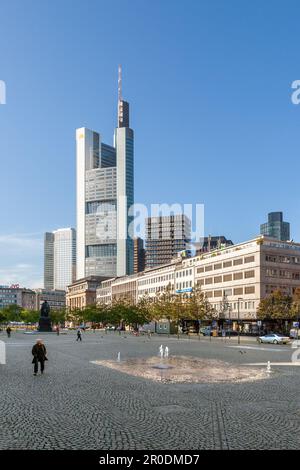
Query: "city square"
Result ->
[[2, 0, 300, 458], [1, 331, 299, 450]]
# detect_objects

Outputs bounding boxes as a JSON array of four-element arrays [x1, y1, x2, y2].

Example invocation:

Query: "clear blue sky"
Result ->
[[1, 0, 300, 287]]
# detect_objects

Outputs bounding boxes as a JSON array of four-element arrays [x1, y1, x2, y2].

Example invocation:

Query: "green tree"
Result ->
[[50, 308, 67, 326], [152, 284, 177, 323], [66, 307, 85, 326], [257, 290, 294, 328], [2, 304, 23, 322], [0, 308, 7, 324], [20, 309, 40, 324], [125, 300, 152, 330], [186, 285, 215, 322]]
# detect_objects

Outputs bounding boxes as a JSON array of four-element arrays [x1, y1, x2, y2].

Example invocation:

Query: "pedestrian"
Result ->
[[76, 328, 82, 341], [56, 325, 60, 336], [6, 326, 11, 338], [32, 339, 48, 376]]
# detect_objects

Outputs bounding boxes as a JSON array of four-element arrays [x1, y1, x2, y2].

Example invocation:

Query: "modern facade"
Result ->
[[76, 67, 134, 280], [96, 236, 300, 324], [0, 286, 36, 310], [34, 289, 66, 311], [53, 228, 76, 290], [260, 212, 290, 241], [44, 232, 54, 289], [0, 285, 65, 312], [96, 278, 116, 305], [44, 228, 76, 290], [145, 215, 191, 269], [66, 276, 107, 310], [111, 273, 140, 304], [133, 237, 146, 273]]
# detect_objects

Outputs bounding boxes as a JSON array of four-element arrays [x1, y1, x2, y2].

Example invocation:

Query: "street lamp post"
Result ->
[[228, 305, 232, 339], [237, 298, 242, 345], [297, 304, 300, 343]]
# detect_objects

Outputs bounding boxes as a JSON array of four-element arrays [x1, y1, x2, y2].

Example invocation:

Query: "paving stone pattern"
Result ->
[[0, 331, 299, 449]]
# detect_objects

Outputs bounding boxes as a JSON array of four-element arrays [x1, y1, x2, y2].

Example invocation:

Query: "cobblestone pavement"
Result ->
[[0, 331, 299, 450]]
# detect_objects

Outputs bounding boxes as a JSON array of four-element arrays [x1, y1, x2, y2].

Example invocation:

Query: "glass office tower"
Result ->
[[260, 212, 290, 241], [44, 228, 76, 290], [53, 228, 76, 290], [76, 70, 134, 279], [44, 232, 54, 289]]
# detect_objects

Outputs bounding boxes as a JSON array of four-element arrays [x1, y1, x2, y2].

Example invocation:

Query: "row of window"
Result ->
[[211, 300, 256, 311], [176, 281, 193, 290], [139, 274, 174, 286], [197, 270, 255, 286], [86, 244, 117, 258], [204, 286, 255, 298], [197, 256, 255, 274], [139, 285, 175, 295], [265, 269, 300, 280], [265, 254, 300, 264], [176, 269, 193, 278], [265, 284, 293, 295]]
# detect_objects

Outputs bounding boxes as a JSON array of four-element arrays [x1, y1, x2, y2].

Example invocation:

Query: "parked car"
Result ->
[[200, 326, 212, 336], [257, 333, 290, 345], [105, 325, 116, 331], [223, 329, 238, 337]]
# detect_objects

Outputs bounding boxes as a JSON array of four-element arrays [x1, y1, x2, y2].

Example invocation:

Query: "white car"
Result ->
[[257, 333, 290, 345]]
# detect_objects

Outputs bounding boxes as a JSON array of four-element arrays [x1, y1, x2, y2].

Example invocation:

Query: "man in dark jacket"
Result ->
[[32, 339, 47, 376], [6, 326, 11, 338]]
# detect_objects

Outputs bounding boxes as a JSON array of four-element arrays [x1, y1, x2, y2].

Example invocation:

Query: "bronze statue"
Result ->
[[38, 300, 52, 332], [40, 300, 50, 318]]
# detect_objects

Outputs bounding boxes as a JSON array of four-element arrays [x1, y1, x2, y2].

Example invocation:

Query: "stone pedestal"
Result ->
[[38, 316, 52, 332]]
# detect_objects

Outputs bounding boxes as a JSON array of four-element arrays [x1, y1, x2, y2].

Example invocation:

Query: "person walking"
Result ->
[[56, 325, 60, 336], [32, 339, 48, 376], [6, 326, 11, 338], [76, 328, 82, 342]]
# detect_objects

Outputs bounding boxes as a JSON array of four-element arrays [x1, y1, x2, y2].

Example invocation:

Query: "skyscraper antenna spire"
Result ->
[[118, 64, 122, 102]]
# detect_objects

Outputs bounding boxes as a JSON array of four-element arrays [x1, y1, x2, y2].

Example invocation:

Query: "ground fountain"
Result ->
[[92, 346, 271, 384], [152, 346, 173, 372]]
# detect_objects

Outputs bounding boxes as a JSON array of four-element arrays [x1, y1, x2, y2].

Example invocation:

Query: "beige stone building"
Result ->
[[96, 278, 116, 305], [66, 276, 106, 310], [111, 273, 140, 303], [194, 236, 300, 321], [94, 236, 300, 323]]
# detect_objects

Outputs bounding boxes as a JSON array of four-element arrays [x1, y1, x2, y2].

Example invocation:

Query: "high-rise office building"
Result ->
[[76, 66, 134, 279], [145, 215, 191, 269], [44, 232, 54, 289], [53, 228, 76, 290], [133, 237, 146, 273], [260, 212, 290, 241], [44, 228, 76, 290]]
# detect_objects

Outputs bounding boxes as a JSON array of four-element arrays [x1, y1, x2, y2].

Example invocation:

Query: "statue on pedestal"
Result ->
[[38, 300, 52, 332]]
